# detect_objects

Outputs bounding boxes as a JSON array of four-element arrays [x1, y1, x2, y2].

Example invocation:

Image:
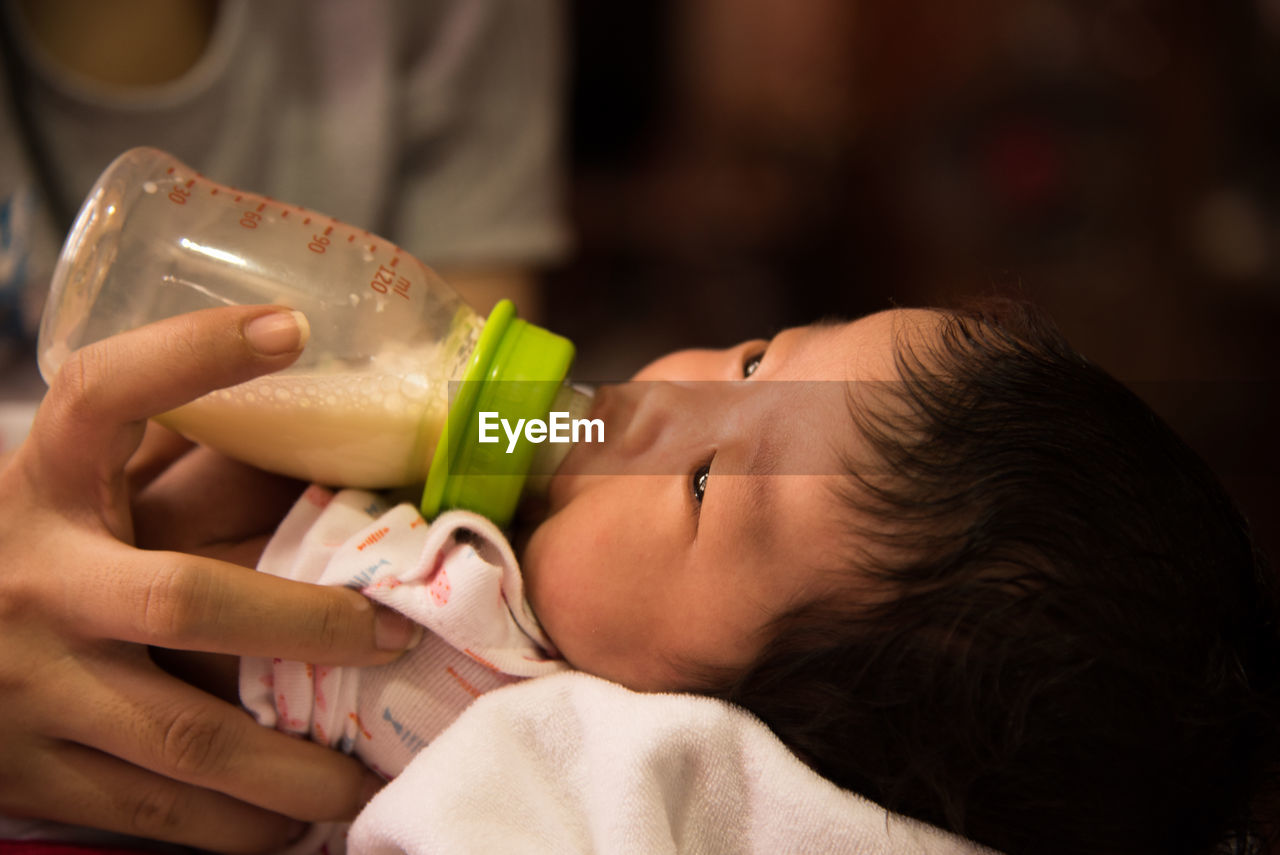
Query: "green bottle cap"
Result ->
[[420, 299, 576, 527]]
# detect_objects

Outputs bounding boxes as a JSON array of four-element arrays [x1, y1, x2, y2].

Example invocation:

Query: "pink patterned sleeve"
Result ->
[[239, 487, 567, 779]]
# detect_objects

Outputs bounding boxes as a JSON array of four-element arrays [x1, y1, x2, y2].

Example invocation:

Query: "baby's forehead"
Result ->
[[786, 309, 945, 384]]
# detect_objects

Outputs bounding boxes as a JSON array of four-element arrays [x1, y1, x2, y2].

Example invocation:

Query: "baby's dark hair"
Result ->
[[703, 301, 1280, 855]]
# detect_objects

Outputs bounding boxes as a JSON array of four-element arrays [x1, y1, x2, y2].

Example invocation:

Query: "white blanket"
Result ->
[[348, 671, 993, 855]]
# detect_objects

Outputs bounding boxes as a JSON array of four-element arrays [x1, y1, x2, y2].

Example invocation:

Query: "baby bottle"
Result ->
[[37, 147, 590, 527]]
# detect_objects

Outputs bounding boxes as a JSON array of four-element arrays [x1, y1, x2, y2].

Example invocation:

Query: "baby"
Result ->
[[246, 302, 1279, 855]]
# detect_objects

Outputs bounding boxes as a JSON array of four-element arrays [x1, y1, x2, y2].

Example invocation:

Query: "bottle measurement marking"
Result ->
[[369, 262, 411, 300], [159, 170, 413, 301]]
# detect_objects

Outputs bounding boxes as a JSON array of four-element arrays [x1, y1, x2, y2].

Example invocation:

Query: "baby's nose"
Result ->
[[612, 381, 726, 466], [612, 382, 673, 459]]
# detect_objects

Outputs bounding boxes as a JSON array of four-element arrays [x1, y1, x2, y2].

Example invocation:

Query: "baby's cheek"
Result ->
[[519, 527, 573, 628]]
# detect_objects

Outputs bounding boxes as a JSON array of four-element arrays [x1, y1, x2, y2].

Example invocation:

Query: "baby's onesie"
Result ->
[[240, 485, 567, 781]]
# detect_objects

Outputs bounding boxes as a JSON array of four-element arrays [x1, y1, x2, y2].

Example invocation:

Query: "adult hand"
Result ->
[[0, 307, 422, 853], [129, 425, 309, 569]]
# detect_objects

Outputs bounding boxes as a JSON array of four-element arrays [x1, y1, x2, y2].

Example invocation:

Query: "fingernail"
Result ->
[[374, 607, 424, 651], [245, 310, 310, 355]]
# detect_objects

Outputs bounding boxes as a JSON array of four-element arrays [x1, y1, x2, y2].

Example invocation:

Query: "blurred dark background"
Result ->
[[547, 0, 1280, 560]]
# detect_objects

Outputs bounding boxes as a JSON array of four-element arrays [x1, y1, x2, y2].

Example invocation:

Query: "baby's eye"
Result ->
[[742, 352, 764, 377], [692, 464, 710, 503]]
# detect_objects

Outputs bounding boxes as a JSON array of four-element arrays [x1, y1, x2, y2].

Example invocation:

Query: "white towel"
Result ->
[[348, 671, 994, 855]]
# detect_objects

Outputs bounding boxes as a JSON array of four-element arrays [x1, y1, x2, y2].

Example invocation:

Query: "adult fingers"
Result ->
[[30, 306, 308, 505], [127, 421, 197, 494], [69, 543, 421, 666], [132, 445, 304, 559], [45, 659, 381, 826], [148, 648, 242, 703], [10, 742, 310, 854]]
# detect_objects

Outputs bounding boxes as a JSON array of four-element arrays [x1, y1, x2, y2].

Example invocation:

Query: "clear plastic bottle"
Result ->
[[37, 147, 587, 526]]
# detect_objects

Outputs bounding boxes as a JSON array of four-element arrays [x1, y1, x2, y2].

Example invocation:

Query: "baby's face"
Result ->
[[520, 309, 939, 690]]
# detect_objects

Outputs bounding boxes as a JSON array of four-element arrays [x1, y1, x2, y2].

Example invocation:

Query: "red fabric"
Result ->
[[0, 843, 159, 855]]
